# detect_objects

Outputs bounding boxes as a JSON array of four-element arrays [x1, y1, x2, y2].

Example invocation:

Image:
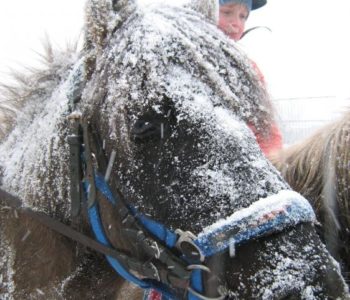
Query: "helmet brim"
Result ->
[[252, 0, 267, 10]]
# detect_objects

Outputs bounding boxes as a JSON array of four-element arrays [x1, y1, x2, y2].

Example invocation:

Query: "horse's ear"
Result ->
[[187, 0, 219, 24], [83, 0, 136, 78]]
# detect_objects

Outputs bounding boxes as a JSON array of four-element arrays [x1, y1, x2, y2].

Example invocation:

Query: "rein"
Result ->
[[0, 188, 158, 279]]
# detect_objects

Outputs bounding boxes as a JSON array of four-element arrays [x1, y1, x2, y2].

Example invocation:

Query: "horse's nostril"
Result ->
[[132, 120, 159, 140]]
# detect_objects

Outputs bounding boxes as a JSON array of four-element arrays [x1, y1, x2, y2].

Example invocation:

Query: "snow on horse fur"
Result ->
[[0, 42, 79, 141], [270, 109, 350, 284], [0, 0, 349, 299]]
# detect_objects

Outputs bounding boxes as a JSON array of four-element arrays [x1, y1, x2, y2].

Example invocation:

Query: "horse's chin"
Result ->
[[205, 222, 347, 299]]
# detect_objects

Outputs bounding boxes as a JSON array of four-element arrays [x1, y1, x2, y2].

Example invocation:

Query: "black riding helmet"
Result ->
[[219, 0, 267, 11], [252, 0, 266, 10]]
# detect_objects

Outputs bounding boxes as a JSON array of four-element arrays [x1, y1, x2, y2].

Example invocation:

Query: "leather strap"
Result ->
[[0, 187, 156, 279]]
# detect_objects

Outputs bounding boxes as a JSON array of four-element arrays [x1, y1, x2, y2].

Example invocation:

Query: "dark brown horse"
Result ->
[[270, 109, 350, 284], [1, 1, 349, 299]]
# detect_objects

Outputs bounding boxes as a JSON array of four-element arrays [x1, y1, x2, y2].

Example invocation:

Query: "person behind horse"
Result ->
[[218, 0, 283, 157]]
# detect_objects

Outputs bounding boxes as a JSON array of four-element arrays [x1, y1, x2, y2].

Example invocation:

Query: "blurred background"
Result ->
[[242, 0, 350, 144]]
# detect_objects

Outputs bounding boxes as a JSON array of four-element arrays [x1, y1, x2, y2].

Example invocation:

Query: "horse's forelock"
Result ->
[[186, 0, 219, 23], [85, 4, 273, 142], [84, 0, 137, 78]]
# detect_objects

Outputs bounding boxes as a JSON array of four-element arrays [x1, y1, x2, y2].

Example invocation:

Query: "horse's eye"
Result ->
[[131, 119, 161, 141]]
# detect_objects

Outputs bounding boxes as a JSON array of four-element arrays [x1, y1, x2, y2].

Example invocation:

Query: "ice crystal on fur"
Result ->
[[0, 49, 79, 216]]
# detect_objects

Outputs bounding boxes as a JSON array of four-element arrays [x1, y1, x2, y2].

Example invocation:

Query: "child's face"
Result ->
[[218, 3, 249, 41]]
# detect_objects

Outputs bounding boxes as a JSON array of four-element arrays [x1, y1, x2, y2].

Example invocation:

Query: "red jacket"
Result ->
[[250, 60, 283, 156], [249, 123, 283, 157]]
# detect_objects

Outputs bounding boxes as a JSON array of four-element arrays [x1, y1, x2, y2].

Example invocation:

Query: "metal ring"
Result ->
[[187, 287, 226, 300], [175, 229, 205, 262], [175, 229, 196, 239], [187, 264, 211, 273]]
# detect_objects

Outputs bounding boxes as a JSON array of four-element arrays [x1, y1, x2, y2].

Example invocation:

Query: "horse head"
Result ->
[[79, 1, 349, 298]]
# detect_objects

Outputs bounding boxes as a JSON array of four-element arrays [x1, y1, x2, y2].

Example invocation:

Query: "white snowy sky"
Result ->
[[243, 0, 350, 100], [0, 0, 85, 82], [0, 0, 349, 100]]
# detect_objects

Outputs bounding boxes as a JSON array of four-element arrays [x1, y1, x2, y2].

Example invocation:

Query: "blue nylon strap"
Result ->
[[94, 174, 117, 205], [88, 203, 150, 288], [194, 191, 316, 257], [137, 215, 178, 248], [94, 174, 178, 248], [188, 269, 203, 300], [93, 173, 178, 249], [90, 175, 315, 300], [86, 175, 177, 298]]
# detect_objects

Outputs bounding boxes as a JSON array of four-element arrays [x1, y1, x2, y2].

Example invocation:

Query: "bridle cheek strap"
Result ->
[[88, 204, 150, 289], [85, 175, 176, 299]]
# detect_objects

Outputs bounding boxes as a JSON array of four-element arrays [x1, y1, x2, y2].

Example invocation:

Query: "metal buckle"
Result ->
[[186, 265, 222, 300], [142, 261, 160, 281], [175, 229, 205, 262]]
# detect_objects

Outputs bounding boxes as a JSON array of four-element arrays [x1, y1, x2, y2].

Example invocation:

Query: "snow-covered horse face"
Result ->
[[85, 3, 286, 233], [107, 74, 287, 234], [82, 3, 349, 298]]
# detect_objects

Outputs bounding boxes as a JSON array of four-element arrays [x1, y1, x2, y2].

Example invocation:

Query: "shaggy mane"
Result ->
[[270, 109, 350, 280], [270, 109, 350, 214], [0, 42, 79, 140]]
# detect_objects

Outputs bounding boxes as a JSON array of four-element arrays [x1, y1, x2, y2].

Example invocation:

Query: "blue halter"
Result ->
[[85, 171, 316, 300]]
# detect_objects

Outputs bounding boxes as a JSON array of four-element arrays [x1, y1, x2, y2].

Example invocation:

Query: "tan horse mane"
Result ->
[[0, 41, 78, 140], [270, 109, 350, 276], [271, 109, 349, 211]]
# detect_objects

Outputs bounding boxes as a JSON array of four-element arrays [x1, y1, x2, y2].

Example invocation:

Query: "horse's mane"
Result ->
[[270, 109, 349, 204], [0, 42, 79, 140], [0, 42, 81, 214], [270, 109, 350, 262]]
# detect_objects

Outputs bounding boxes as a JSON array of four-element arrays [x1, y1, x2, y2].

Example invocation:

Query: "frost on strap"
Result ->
[[195, 190, 316, 257]]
